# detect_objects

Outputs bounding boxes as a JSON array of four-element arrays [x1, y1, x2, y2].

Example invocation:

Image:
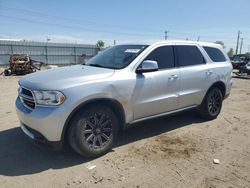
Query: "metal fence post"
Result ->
[[45, 45, 48, 65], [74, 47, 77, 64]]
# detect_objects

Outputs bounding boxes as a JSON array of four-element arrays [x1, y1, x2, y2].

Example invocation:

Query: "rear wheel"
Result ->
[[198, 88, 223, 120], [68, 104, 119, 158]]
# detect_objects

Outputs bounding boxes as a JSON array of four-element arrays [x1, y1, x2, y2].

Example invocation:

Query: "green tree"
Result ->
[[96, 40, 105, 48], [215, 41, 225, 49], [227, 48, 234, 57]]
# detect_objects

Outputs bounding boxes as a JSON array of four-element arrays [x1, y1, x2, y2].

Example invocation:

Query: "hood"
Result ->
[[19, 65, 114, 90]]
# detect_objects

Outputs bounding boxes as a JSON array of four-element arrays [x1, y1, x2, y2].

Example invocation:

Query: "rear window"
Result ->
[[203, 46, 227, 62], [176, 45, 205, 67]]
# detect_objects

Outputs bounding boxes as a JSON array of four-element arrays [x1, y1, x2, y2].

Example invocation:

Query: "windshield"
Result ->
[[85, 45, 148, 69]]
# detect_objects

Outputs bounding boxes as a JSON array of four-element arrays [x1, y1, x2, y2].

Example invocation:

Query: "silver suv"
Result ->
[[16, 41, 233, 157]]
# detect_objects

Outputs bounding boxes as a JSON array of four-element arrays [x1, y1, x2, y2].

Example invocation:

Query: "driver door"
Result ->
[[132, 45, 180, 120]]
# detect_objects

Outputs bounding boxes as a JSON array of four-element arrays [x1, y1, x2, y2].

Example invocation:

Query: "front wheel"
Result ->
[[68, 104, 119, 158], [198, 88, 223, 120]]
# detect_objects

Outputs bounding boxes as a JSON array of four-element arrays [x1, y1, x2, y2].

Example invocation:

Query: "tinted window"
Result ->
[[203, 46, 227, 62], [144, 46, 175, 69], [176, 45, 205, 67]]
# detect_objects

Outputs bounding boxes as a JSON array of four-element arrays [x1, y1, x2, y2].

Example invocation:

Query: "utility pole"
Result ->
[[114, 40, 116, 46], [239, 38, 243, 54], [164, 31, 168, 40], [235, 30, 241, 55], [45, 36, 51, 65], [197, 36, 200, 41]]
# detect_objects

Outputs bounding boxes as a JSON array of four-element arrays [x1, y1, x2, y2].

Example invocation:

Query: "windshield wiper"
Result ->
[[86, 63, 116, 69], [87, 64, 105, 68]]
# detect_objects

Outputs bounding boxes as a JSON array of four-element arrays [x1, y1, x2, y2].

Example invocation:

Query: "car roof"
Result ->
[[120, 40, 223, 49], [151, 40, 222, 48]]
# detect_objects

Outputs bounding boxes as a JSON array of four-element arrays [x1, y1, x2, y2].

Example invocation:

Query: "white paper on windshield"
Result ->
[[125, 49, 140, 53]]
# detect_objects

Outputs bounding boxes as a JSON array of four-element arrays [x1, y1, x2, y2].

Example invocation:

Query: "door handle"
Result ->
[[206, 70, 213, 76], [169, 75, 178, 80]]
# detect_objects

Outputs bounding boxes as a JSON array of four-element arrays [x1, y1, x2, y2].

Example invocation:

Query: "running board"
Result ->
[[130, 105, 198, 124]]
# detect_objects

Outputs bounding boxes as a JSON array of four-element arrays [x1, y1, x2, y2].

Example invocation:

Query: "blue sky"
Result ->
[[0, 0, 249, 52]]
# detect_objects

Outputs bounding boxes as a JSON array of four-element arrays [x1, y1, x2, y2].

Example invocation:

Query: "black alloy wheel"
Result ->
[[198, 88, 223, 120], [207, 90, 222, 116], [68, 104, 118, 158], [81, 112, 113, 150]]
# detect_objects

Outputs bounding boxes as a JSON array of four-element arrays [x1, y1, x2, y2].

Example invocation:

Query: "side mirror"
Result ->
[[136, 60, 159, 74]]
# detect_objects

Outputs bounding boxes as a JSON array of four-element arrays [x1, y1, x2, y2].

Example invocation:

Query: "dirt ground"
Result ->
[[0, 71, 249, 188]]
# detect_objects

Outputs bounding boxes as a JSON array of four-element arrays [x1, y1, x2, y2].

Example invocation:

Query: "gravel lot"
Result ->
[[0, 73, 249, 188]]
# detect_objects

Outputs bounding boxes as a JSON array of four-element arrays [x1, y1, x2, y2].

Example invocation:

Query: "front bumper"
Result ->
[[20, 123, 62, 150], [16, 96, 69, 142]]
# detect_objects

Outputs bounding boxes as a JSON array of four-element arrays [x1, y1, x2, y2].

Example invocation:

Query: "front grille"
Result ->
[[22, 87, 33, 96], [22, 98, 36, 109], [19, 87, 36, 109]]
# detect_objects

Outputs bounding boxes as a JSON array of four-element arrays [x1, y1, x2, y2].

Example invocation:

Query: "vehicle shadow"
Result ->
[[115, 110, 204, 147], [232, 75, 250, 80], [0, 127, 87, 176], [0, 110, 204, 176]]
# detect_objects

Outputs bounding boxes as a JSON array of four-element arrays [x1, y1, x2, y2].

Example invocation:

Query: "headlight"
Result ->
[[33, 90, 65, 106]]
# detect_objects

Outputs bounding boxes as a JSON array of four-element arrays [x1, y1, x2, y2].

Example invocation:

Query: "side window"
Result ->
[[144, 46, 175, 69], [203, 46, 227, 62], [176, 45, 205, 67]]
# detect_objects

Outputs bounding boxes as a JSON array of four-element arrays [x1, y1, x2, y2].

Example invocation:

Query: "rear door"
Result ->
[[132, 45, 180, 120], [175, 45, 214, 108]]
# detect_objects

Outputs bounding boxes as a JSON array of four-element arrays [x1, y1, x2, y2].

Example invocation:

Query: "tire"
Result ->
[[68, 123, 84, 155], [4, 69, 10, 76], [239, 66, 245, 74], [67, 104, 119, 158], [198, 88, 223, 120]]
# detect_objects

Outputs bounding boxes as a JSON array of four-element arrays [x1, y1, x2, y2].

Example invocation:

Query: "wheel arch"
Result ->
[[206, 81, 226, 99], [61, 98, 126, 145]]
